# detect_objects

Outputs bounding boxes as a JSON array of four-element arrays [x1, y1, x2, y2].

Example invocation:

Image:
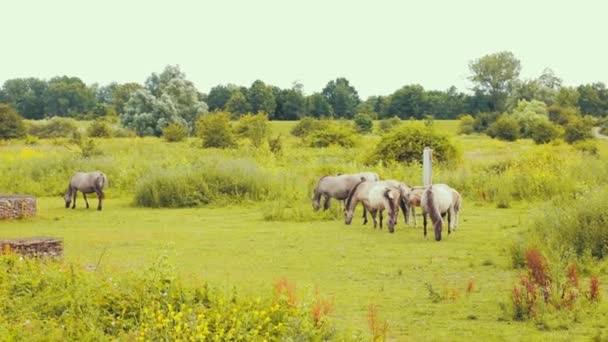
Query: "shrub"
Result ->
[[87, 119, 113, 138], [487, 115, 520, 141], [564, 117, 592, 144], [532, 187, 608, 259], [134, 158, 278, 207], [79, 138, 104, 158], [0, 255, 339, 341], [353, 112, 373, 134], [28, 117, 79, 138], [527, 119, 562, 144], [290, 117, 330, 137], [472, 112, 499, 133], [234, 112, 269, 147], [378, 116, 402, 133], [162, 122, 188, 142], [458, 114, 475, 134], [573, 140, 598, 155], [306, 125, 357, 148], [195, 112, 236, 148], [0, 104, 26, 139], [268, 134, 283, 156], [367, 125, 459, 165]]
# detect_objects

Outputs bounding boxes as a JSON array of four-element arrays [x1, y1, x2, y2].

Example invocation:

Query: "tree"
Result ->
[[577, 83, 608, 116], [247, 80, 276, 115], [555, 87, 580, 108], [321, 78, 360, 118], [206, 85, 232, 111], [120, 65, 207, 135], [509, 100, 550, 137], [385, 85, 427, 119], [195, 112, 236, 148], [112, 83, 143, 114], [275, 85, 306, 120], [0, 104, 26, 139], [487, 115, 520, 141], [224, 90, 251, 116], [234, 112, 269, 147], [353, 112, 373, 133], [1, 78, 48, 119], [307, 93, 333, 118], [469, 51, 521, 112], [425, 87, 468, 119], [44, 76, 96, 117]]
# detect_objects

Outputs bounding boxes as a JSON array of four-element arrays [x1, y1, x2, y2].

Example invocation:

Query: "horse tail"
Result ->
[[345, 179, 365, 211], [97, 173, 107, 199], [424, 186, 443, 241]]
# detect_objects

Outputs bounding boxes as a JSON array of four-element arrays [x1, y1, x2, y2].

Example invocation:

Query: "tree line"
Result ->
[[1, 51, 607, 133]]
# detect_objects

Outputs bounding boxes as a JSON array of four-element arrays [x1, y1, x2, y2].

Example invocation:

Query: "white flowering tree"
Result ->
[[121, 65, 208, 136]]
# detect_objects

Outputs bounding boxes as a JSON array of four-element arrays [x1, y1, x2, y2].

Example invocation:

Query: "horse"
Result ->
[[312, 171, 379, 214], [344, 180, 402, 233], [421, 184, 461, 241], [64, 171, 108, 211], [403, 187, 425, 226]]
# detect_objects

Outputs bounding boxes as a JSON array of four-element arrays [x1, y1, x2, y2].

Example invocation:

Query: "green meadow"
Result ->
[[1, 120, 608, 340]]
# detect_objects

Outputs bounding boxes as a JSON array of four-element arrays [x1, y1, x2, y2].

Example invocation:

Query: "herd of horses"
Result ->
[[61, 170, 462, 241], [312, 172, 462, 241]]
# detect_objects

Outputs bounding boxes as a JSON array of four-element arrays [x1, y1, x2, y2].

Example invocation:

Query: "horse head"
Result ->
[[64, 189, 72, 208]]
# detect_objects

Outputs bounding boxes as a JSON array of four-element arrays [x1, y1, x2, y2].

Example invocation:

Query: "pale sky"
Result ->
[[1, 0, 607, 98]]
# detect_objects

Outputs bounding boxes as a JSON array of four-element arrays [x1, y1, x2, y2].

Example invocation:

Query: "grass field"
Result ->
[[2, 120, 608, 340]]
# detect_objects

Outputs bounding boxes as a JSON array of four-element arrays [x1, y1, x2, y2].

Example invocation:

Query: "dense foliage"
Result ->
[[0, 104, 26, 139], [367, 125, 459, 165]]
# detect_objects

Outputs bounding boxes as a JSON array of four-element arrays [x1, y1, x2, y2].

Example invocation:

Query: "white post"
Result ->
[[423, 147, 432, 186]]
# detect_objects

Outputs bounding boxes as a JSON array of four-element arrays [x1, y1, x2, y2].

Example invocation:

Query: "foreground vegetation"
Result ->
[[1, 120, 608, 339]]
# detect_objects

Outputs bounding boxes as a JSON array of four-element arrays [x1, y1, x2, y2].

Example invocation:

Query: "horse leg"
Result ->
[[371, 210, 378, 229], [72, 190, 77, 209], [412, 206, 417, 227], [83, 193, 90, 209], [448, 207, 455, 234], [423, 212, 427, 238], [96, 190, 103, 211], [362, 207, 368, 225], [379, 210, 383, 230], [323, 194, 330, 211]]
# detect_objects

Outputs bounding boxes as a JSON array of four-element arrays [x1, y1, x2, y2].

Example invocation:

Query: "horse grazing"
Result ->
[[312, 172, 379, 211], [403, 187, 425, 226], [344, 180, 402, 233], [64, 171, 108, 211], [421, 184, 461, 241]]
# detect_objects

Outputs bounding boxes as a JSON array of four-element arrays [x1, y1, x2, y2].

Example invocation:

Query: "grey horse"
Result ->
[[312, 172, 379, 211], [64, 171, 108, 210]]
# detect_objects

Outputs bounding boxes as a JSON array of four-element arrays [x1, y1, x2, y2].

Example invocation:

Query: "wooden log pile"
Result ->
[[0, 195, 37, 220], [0, 237, 63, 258]]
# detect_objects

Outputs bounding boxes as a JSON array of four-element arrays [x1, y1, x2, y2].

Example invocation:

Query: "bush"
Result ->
[[573, 140, 598, 156], [532, 188, 608, 259], [0, 104, 26, 139], [457, 114, 475, 134], [28, 117, 79, 138], [290, 117, 330, 137], [564, 117, 592, 144], [0, 255, 339, 341], [378, 116, 402, 133], [353, 112, 373, 134], [195, 112, 236, 148], [162, 122, 188, 142], [472, 112, 499, 133], [487, 116, 520, 141], [367, 125, 459, 165], [134, 158, 278, 207], [526, 119, 562, 144], [234, 112, 269, 147], [87, 119, 113, 138], [306, 125, 357, 148]]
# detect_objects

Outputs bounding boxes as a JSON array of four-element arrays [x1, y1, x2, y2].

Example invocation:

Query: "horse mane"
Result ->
[[384, 188, 396, 214], [424, 186, 443, 241], [345, 179, 365, 210]]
